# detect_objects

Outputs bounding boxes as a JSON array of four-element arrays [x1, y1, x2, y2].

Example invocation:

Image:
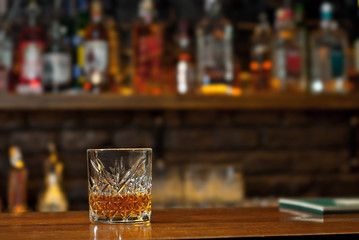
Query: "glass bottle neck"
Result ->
[[91, 1, 102, 23], [49, 21, 62, 43], [205, 6, 220, 20], [139, 0, 155, 24], [27, 2, 40, 27]]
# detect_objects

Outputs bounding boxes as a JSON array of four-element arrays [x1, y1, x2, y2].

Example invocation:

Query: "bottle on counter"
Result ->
[[250, 13, 272, 91], [132, 0, 164, 95], [310, 2, 348, 93], [43, 0, 72, 93], [197, 0, 234, 95], [16, 0, 45, 94], [38, 143, 68, 212], [8, 146, 28, 213], [272, 5, 306, 92], [83, 0, 109, 93]]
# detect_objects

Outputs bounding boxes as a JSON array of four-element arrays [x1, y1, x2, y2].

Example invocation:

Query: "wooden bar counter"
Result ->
[[1, 208, 359, 239]]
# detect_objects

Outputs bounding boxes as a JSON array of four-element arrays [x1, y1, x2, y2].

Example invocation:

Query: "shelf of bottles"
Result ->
[[0, 0, 357, 109]]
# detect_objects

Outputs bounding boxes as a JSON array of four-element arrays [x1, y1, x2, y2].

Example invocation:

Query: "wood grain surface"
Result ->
[[0, 208, 359, 239], [0, 94, 358, 110]]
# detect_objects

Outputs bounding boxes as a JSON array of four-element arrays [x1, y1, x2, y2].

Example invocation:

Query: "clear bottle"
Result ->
[[250, 13, 272, 91], [310, 2, 348, 93], [176, 20, 195, 95], [43, 4, 72, 93], [8, 146, 28, 213], [16, 0, 45, 94], [38, 143, 68, 212], [84, 0, 109, 93], [272, 7, 306, 92], [132, 0, 164, 95], [196, 0, 234, 95]]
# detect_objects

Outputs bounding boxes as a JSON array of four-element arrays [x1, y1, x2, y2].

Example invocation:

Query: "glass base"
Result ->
[[90, 211, 151, 224]]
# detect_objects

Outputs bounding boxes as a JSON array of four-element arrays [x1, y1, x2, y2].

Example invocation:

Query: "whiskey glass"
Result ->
[[87, 148, 152, 223]]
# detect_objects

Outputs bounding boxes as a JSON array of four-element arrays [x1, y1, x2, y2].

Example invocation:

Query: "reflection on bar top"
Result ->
[[87, 148, 152, 151]]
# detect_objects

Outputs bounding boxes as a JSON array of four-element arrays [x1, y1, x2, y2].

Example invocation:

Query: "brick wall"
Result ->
[[0, 110, 358, 210]]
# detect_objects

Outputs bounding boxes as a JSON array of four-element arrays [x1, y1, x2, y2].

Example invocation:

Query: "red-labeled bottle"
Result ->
[[17, 0, 45, 94]]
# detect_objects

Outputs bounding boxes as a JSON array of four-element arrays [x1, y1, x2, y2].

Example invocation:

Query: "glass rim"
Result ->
[[87, 148, 152, 152]]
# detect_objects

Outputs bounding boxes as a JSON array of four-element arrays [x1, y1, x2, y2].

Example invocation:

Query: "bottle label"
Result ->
[[19, 41, 44, 82], [135, 32, 163, 92], [177, 60, 189, 94], [286, 49, 301, 77], [197, 25, 233, 84], [84, 40, 108, 77], [0, 40, 13, 69], [43, 53, 71, 86], [137, 34, 162, 64]]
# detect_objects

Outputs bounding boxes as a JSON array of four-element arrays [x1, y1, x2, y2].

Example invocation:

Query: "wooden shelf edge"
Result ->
[[0, 94, 358, 111]]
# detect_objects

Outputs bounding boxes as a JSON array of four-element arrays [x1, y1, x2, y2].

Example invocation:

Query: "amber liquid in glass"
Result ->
[[89, 192, 151, 221]]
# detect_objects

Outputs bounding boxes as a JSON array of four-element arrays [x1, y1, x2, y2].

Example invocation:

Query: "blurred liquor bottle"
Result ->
[[353, 25, 359, 91], [8, 146, 28, 213], [133, 0, 164, 95], [310, 2, 348, 93], [0, 0, 12, 93], [83, 0, 109, 93], [102, 0, 121, 93], [16, 0, 45, 94], [294, 3, 309, 81], [176, 19, 195, 95], [38, 143, 68, 212], [60, 0, 77, 90], [330, 21, 350, 92], [118, 26, 135, 95], [73, 0, 89, 90], [106, 16, 121, 93], [272, 6, 306, 92], [43, 1, 72, 93], [61, 0, 77, 47], [162, 8, 177, 95], [197, 0, 234, 95], [73, 0, 90, 90], [250, 13, 272, 91]]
